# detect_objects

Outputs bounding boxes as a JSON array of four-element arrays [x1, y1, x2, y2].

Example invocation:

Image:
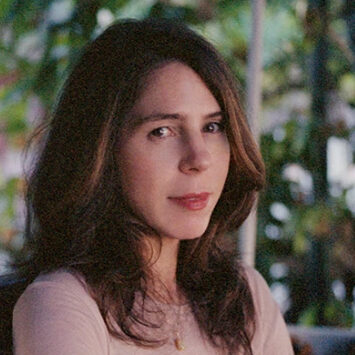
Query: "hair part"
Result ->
[[18, 18, 265, 355]]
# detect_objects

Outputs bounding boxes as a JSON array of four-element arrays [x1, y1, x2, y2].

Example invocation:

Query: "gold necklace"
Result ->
[[173, 303, 185, 351]]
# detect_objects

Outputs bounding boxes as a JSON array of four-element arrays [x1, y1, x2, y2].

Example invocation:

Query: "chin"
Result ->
[[164, 222, 210, 241]]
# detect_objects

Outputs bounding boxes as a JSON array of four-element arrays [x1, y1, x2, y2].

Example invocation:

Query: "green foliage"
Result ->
[[0, 0, 354, 328]]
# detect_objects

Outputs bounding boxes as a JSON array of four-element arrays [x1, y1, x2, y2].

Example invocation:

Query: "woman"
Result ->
[[13, 19, 294, 354]]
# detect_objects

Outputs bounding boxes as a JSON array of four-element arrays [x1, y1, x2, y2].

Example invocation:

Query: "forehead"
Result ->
[[129, 61, 220, 117]]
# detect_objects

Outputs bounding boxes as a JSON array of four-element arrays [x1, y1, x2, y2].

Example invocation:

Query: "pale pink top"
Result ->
[[13, 266, 294, 354]]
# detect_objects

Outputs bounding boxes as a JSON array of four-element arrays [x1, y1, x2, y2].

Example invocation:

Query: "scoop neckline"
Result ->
[[135, 291, 190, 311]]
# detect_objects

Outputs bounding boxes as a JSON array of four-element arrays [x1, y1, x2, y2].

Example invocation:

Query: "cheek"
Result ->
[[122, 139, 178, 179], [216, 145, 231, 191], [119, 158, 149, 198], [214, 138, 230, 173], [118, 146, 169, 203]]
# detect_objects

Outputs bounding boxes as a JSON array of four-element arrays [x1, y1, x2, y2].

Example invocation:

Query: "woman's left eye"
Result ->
[[204, 122, 224, 133]]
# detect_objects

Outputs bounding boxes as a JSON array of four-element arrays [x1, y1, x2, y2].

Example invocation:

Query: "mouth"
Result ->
[[168, 192, 210, 211]]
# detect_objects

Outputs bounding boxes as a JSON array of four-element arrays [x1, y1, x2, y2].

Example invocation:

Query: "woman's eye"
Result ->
[[204, 122, 224, 133], [149, 127, 172, 138]]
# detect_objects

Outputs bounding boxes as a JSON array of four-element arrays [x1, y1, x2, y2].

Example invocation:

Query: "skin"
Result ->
[[118, 61, 230, 297]]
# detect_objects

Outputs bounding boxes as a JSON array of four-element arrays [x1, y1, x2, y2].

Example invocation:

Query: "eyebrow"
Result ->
[[130, 111, 224, 127]]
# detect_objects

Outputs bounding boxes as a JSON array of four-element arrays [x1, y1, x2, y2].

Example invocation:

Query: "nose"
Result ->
[[178, 135, 212, 174]]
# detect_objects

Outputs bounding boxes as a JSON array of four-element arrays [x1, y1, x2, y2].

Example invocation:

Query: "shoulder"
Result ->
[[242, 264, 274, 309], [13, 269, 110, 355], [241, 264, 277, 326], [14, 269, 97, 320], [241, 264, 294, 355], [28, 268, 92, 298], [24, 268, 87, 292]]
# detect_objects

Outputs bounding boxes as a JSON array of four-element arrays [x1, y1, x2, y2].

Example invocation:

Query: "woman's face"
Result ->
[[118, 61, 230, 242]]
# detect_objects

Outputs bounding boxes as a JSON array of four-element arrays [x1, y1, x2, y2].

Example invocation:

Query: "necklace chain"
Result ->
[[172, 302, 185, 351]]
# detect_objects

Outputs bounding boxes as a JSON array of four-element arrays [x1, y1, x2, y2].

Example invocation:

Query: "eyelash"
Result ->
[[149, 122, 225, 139]]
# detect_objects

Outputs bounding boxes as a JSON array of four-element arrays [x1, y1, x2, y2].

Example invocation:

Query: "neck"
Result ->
[[144, 236, 182, 303]]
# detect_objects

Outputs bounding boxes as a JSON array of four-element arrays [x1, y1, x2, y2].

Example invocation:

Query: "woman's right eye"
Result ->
[[149, 127, 172, 138]]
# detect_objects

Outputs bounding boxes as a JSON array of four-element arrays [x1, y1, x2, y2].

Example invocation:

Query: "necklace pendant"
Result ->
[[174, 337, 185, 351]]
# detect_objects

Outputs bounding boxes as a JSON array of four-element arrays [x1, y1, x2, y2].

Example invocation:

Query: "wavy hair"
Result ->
[[17, 19, 265, 354]]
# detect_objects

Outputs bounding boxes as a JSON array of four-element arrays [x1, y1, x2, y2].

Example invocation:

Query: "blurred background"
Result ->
[[0, 0, 354, 332]]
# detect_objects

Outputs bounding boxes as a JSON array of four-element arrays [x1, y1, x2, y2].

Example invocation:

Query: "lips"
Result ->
[[169, 192, 210, 211]]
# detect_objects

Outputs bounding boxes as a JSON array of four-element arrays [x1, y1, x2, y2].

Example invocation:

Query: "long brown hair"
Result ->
[[17, 19, 265, 354]]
